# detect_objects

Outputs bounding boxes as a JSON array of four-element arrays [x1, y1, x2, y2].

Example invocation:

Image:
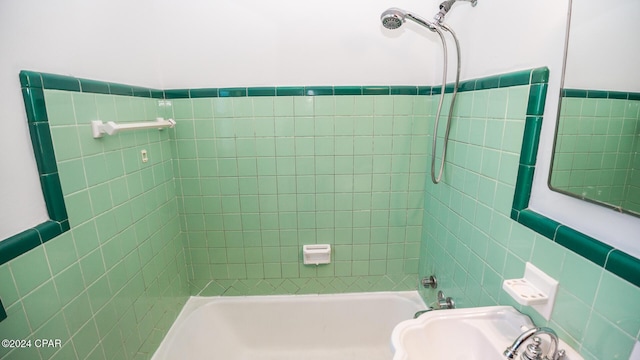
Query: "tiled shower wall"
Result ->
[[168, 94, 429, 295], [0, 90, 189, 360], [2, 69, 639, 360], [551, 95, 640, 212], [419, 82, 640, 359]]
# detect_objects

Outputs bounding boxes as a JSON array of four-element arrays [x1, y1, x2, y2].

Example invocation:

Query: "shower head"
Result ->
[[381, 8, 406, 30], [380, 8, 437, 32]]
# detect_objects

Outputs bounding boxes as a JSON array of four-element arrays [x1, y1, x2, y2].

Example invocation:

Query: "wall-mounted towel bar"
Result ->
[[91, 118, 176, 138]]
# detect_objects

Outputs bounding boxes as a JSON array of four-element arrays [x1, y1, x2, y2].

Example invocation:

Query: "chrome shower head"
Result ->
[[381, 8, 405, 30], [381, 7, 437, 32]]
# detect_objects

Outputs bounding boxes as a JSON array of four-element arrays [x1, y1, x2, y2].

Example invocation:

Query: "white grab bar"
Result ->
[[91, 118, 176, 138]]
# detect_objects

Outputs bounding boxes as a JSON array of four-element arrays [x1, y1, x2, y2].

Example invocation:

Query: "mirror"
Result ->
[[512, 0, 640, 288], [549, 0, 640, 217]]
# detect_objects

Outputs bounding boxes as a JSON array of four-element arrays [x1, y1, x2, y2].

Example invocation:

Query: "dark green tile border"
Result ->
[[21, 71, 164, 98], [527, 84, 548, 116], [41, 73, 81, 92], [334, 86, 362, 96], [530, 67, 550, 84], [520, 116, 543, 166], [516, 210, 560, 240], [0, 298, 6, 322], [499, 69, 531, 87], [513, 165, 535, 210], [164, 89, 190, 99], [79, 79, 110, 94], [156, 69, 545, 101], [511, 69, 640, 288], [1, 72, 79, 274], [417, 86, 433, 95], [606, 251, 640, 287], [109, 83, 134, 96], [561, 89, 586, 98], [15, 71, 546, 99], [305, 86, 333, 96], [0, 228, 41, 265], [555, 226, 612, 266], [363, 86, 390, 95], [219, 88, 247, 97], [247, 87, 275, 97], [21, 87, 47, 122], [276, 87, 305, 96], [562, 88, 640, 100], [391, 86, 418, 95]]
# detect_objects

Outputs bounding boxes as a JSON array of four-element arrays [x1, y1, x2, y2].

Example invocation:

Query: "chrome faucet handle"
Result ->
[[522, 337, 543, 360], [504, 326, 565, 360], [436, 291, 455, 309], [421, 275, 438, 289]]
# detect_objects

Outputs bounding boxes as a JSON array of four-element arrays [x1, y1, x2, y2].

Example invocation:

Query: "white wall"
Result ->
[[153, 0, 569, 88], [564, 0, 640, 92], [0, 0, 165, 239], [152, 0, 441, 88], [0, 0, 567, 240]]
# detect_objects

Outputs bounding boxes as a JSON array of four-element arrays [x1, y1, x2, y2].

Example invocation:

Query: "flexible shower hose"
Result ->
[[430, 23, 461, 184]]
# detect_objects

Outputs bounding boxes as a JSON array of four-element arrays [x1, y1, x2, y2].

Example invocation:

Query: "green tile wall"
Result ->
[[167, 94, 428, 295], [4, 69, 640, 360], [551, 94, 640, 214], [0, 88, 189, 360], [419, 76, 640, 359]]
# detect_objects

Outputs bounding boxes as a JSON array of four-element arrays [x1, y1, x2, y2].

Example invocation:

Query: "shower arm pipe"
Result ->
[[430, 22, 461, 184]]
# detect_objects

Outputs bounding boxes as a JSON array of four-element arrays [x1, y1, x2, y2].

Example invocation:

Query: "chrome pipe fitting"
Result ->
[[421, 275, 438, 289], [437, 291, 455, 309], [434, 0, 477, 23]]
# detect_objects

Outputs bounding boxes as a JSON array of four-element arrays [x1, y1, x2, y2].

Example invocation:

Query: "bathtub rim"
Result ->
[[181, 290, 427, 317], [151, 290, 427, 360]]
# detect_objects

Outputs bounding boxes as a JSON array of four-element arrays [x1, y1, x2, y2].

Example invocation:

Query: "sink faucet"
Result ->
[[504, 327, 565, 360]]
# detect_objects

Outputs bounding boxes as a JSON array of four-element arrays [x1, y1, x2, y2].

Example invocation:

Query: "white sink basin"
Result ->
[[391, 306, 583, 360]]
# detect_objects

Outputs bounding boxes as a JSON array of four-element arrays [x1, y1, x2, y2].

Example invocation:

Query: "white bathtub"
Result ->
[[152, 291, 427, 360]]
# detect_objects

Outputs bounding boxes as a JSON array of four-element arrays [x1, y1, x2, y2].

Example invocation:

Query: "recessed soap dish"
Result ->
[[303, 244, 331, 265], [502, 262, 559, 320]]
